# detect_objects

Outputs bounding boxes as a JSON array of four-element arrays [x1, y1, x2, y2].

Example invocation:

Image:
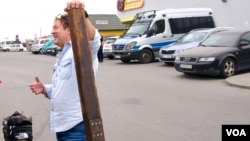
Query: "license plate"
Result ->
[[180, 64, 192, 69], [162, 55, 172, 58]]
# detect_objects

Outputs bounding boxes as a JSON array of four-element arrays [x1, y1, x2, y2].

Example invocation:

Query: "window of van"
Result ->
[[169, 16, 215, 34], [1, 41, 14, 44], [152, 20, 165, 34]]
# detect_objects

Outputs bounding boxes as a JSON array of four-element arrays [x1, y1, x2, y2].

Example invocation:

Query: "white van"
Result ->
[[0, 40, 15, 48], [0, 40, 23, 51], [112, 8, 216, 63]]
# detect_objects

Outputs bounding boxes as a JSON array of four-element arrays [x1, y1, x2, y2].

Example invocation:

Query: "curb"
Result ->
[[225, 74, 250, 89]]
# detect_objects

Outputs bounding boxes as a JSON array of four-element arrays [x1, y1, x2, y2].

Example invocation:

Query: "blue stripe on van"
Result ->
[[134, 40, 176, 50]]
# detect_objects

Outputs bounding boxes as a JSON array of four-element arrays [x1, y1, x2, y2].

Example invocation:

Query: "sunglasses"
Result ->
[[56, 14, 68, 21]]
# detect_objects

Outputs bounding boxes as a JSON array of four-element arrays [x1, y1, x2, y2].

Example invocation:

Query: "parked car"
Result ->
[[103, 36, 119, 59], [159, 27, 233, 65], [30, 38, 52, 54], [45, 45, 61, 56], [174, 29, 250, 78], [27, 40, 35, 51], [41, 40, 54, 54], [0, 40, 15, 48], [0, 43, 26, 52]]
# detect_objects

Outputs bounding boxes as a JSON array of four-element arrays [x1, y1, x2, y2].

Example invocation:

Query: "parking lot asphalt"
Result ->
[[225, 73, 250, 89]]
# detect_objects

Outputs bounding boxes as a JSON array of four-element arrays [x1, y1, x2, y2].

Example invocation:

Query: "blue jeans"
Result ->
[[56, 121, 86, 141]]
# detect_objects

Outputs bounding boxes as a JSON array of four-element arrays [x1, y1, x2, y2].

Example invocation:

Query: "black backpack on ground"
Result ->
[[2, 111, 33, 141]]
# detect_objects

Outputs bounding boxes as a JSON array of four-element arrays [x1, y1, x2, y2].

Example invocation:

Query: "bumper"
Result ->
[[174, 62, 220, 76], [103, 47, 115, 57], [113, 50, 140, 60], [103, 52, 113, 56], [159, 54, 176, 63], [46, 49, 52, 53], [30, 46, 41, 52]]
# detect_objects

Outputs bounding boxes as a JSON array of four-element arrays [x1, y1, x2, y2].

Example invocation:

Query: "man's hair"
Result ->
[[55, 10, 89, 29], [55, 14, 69, 29]]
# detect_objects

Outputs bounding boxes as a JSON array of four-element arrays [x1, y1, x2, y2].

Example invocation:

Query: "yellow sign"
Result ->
[[117, 0, 144, 11]]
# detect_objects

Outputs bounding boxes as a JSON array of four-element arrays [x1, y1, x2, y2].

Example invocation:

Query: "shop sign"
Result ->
[[117, 0, 144, 11], [96, 20, 109, 25]]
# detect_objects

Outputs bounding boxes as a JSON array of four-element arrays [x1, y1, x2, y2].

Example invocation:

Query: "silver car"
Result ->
[[30, 38, 52, 54], [103, 36, 119, 59], [159, 27, 233, 65]]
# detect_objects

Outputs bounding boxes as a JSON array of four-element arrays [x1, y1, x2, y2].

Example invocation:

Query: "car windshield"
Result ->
[[105, 38, 117, 44], [125, 21, 151, 36], [201, 33, 239, 47], [176, 32, 207, 44]]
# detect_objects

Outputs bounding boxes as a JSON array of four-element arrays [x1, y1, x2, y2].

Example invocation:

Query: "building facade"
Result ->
[[116, 0, 250, 29], [89, 14, 127, 37]]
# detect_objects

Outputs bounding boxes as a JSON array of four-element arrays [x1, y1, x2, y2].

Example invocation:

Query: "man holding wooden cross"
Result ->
[[28, 0, 101, 141]]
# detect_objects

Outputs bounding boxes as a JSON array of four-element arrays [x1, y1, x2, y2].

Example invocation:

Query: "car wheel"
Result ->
[[6, 49, 10, 52], [121, 58, 131, 63], [139, 49, 153, 63], [220, 58, 236, 78]]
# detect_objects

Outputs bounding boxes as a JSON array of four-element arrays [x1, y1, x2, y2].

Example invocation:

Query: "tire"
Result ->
[[121, 58, 131, 63], [139, 49, 153, 64], [220, 58, 236, 78]]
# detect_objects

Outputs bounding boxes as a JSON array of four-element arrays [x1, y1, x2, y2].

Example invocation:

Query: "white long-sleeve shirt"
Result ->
[[44, 29, 101, 132]]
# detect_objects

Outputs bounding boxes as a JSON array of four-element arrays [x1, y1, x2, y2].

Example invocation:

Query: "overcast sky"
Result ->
[[0, 0, 117, 40]]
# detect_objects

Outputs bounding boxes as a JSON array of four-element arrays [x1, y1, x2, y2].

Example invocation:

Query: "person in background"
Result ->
[[98, 36, 104, 62], [28, 0, 101, 141]]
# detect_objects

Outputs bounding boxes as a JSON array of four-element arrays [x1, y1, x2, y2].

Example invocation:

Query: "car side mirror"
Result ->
[[239, 40, 249, 47]]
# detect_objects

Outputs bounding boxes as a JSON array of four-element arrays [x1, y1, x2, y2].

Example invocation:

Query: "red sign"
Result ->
[[117, 0, 144, 11]]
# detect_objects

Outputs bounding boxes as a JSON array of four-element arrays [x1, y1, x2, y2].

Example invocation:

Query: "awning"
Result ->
[[120, 16, 136, 23]]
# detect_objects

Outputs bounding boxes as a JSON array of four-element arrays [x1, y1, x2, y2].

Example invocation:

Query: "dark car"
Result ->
[[174, 30, 250, 78], [45, 45, 61, 56], [159, 27, 233, 65]]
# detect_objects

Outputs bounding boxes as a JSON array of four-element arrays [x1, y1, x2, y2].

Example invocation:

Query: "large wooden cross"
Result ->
[[67, 8, 105, 141]]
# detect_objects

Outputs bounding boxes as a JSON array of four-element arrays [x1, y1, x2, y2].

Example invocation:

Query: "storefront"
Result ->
[[116, 0, 250, 29], [89, 14, 127, 37]]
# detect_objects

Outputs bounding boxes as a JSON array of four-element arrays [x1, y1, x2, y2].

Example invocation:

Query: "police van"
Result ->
[[112, 8, 216, 63]]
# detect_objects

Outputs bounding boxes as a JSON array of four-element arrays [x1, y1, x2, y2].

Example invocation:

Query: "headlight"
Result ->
[[159, 48, 163, 55], [199, 57, 215, 62], [175, 56, 180, 61], [178, 48, 191, 53], [125, 41, 137, 50]]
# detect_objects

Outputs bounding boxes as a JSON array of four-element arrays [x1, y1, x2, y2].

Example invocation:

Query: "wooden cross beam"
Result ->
[[67, 8, 105, 141]]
